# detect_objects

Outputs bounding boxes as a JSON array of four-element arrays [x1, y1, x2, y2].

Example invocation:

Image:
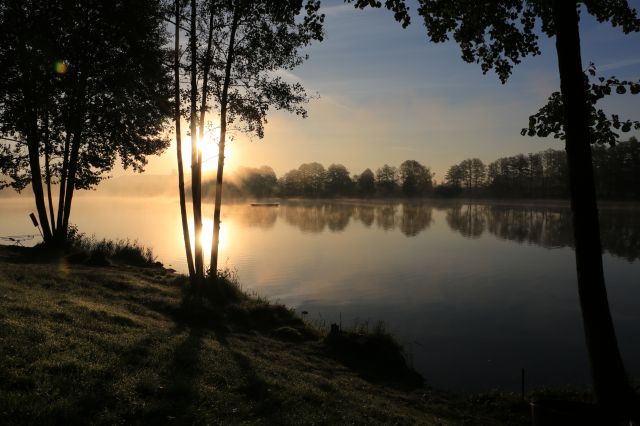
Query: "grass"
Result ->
[[64, 226, 158, 267], [0, 244, 536, 425]]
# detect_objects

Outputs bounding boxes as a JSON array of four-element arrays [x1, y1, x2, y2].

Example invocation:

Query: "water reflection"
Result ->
[[354, 205, 375, 228], [2, 197, 639, 390], [443, 204, 640, 262], [233, 201, 640, 262], [400, 204, 433, 236], [446, 204, 485, 239], [270, 202, 435, 237]]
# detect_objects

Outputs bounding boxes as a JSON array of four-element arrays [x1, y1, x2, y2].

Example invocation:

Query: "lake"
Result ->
[[2, 196, 639, 392]]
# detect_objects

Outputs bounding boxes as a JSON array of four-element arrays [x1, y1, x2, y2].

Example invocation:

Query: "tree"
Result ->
[[172, 0, 195, 279], [325, 163, 353, 196], [0, 0, 171, 245], [398, 159, 433, 196], [205, 0, 324, 278], [279, 168, 304, 196], [350, 0, 640, 416], [240, 166, 278, 198], [298, 162, 326, 196], [375, 164, 398, 196], [444, 164, 464, 188], [357, 168, 376, 196]]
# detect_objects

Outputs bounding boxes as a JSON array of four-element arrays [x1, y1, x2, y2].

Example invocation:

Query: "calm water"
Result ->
[[2, 196, 639, 391]]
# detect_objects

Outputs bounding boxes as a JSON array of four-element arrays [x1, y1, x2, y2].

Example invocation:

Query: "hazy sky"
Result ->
[[144, 0, 640, 183]]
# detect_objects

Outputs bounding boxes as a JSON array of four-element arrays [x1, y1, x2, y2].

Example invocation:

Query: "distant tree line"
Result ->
[[440, 137, 640, 200], [203, 160, 435, 199], [202, 137, 640, 201]]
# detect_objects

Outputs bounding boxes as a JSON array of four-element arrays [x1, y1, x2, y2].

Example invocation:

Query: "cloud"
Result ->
[[321, 4, 353, 17], [597, 58, 640, 72]]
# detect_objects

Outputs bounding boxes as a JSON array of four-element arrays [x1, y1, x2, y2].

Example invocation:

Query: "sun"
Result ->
[[181, 126, 234, 173]]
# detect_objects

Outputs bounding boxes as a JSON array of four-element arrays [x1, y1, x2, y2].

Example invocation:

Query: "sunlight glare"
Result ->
[[180, 126, 234, 173], [188, 218, 229, 263]]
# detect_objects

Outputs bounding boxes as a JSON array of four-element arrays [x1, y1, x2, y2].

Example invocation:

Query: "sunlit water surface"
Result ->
[[2, 196, 639, 391]]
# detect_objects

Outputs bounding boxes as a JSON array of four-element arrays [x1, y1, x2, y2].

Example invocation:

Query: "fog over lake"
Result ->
[[2, 197, 639, 391]]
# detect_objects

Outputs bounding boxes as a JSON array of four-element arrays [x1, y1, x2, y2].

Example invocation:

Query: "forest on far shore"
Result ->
[[207, 137, 640, 201]]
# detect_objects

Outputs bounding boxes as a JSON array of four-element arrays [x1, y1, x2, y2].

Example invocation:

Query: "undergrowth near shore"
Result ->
[[65, 226, 157, 267]]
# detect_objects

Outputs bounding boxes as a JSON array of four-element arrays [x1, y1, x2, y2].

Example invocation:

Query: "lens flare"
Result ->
[[54, 61, 68, 75]]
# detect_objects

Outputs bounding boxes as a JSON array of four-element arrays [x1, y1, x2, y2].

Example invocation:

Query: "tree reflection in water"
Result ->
[[233, 201, 640, 261], [400, 204, 434, 236], [445, 203, 640, 262]]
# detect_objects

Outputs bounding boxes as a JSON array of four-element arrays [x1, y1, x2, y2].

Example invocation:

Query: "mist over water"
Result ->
[[2, 196, 639, 391]]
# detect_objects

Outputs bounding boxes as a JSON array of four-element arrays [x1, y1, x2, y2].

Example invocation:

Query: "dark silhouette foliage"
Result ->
[[0, 0, 171, 244]]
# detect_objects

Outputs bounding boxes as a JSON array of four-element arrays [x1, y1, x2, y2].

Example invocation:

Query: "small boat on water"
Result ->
[[250, 202, 280, 207]]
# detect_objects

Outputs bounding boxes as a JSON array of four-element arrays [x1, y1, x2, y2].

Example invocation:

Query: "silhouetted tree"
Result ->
[[398, 160, 433, 196], [279, 168, 304, 196], [171, 0, 195, 279], [350, 0, 640, 415], [298, 162, 327, 196], [375, 164, 398, 196], [325, 164, 353, 196], [0, 0, 171, 246], [356, 168, 376, 196], [204, 0, 325, 278], [240, 166, 278, 198], [447, 158, 485, 193]]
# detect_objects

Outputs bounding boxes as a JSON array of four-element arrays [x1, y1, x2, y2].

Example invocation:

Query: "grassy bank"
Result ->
[[0, 244, 534, 425]]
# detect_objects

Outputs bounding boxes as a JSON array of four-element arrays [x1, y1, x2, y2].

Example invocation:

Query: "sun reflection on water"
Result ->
[[187, 217, 230, 269]]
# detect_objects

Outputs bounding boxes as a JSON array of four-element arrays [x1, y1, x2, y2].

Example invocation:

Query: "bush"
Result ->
[[324, 320, 423, 387]]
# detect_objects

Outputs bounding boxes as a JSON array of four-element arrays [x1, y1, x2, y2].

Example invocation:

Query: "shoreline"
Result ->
[[0, 244, 606, 424]]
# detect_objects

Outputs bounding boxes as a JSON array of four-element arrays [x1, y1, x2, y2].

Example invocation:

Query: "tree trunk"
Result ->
[[190, 0, 205, 283], [61, 132, 81, 237], [26, 110, 53, 242], [552, 0, 637, 417], [198, 4, 215, 278], [43, 110, 56, 234], [198, 3, 215, 162], [210, 7, 239, 276], [174, 0, 196, 279], [55, 130, 71, 238]]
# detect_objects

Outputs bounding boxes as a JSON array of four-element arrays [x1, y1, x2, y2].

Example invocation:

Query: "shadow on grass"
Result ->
[[128, 328, 205, 424], [228, 348, 287, 423]]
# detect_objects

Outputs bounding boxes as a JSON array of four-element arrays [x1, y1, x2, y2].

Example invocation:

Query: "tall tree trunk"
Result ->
[[55, 130, 71, 238], [43, 110, 56, 234], [198, 3, 215, 159], [26, 109, 53, 242], [210, 7, 239, 276], [174, 0, 196, 279], [190, 0, 205, 282], [552, 0, 637, 417], [61, 132, 81, 236], [198, 3, 215, 278]]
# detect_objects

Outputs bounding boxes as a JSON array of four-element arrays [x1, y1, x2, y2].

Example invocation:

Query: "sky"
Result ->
[[143, 0, 640, 184]]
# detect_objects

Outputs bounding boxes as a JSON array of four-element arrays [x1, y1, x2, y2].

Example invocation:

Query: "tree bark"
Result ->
[[43, 109, 56, 234], [552, 0, 637, 417], [210, 6, 239, 276], [61, 131, 81, 236], [26, 108, 53, 242], [55, 130, 71, 242], [190, 0, 205, 283], [174, 0, 196, 279], [198, 3, 215, 157]]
